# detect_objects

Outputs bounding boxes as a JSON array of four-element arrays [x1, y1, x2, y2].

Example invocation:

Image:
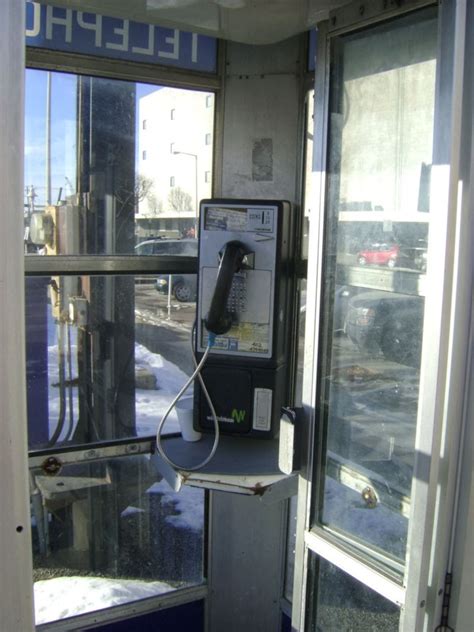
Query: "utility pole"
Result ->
[[173, 150, 199, 235], [46, 71, 52, 205]]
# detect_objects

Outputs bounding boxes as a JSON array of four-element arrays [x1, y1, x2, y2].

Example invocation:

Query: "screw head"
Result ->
[[362, 486, 377, 508], [41, 456, 62, 476]]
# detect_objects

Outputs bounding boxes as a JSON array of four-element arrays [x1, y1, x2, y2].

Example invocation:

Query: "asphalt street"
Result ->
[[134, 283, 195, 375]]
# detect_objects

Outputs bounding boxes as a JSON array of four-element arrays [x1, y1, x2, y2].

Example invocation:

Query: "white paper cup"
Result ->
[[176, 397, 202, 442]]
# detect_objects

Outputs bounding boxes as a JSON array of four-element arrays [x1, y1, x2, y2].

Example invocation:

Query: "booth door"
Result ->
[[292, 1, 469, 630]]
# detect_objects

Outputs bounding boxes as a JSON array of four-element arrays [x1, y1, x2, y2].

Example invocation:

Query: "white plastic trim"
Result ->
[[0, 1, 35, 630]]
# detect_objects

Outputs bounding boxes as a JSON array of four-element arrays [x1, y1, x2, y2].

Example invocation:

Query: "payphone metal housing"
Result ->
[[194, 199, 295, 438]]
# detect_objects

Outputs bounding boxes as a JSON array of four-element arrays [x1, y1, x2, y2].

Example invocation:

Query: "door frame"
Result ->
[[291, 1, 472, 630]]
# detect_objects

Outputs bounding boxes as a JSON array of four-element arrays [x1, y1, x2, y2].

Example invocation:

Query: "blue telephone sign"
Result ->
[[25, 1, 217, 73]]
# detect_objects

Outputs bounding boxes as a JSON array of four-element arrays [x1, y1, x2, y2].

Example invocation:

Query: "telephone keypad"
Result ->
[[227, 276, 247, 314]]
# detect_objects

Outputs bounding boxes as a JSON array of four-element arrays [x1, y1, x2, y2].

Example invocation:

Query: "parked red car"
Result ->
[[357, 242, 399, 267]]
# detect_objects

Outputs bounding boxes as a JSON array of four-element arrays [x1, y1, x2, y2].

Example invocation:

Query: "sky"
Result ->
[[25, 69, 77, 207], [24, 69, 160, 208]]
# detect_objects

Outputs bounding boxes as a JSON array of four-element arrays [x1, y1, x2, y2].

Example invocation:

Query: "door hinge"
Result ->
[[435, 572, 454, 632]]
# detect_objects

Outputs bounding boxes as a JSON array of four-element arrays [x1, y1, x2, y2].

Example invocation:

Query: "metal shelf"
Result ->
[[151, 435, 297, 503]]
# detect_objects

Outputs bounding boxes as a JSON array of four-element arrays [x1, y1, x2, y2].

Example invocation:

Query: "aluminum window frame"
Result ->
[[24, 45, 221, 455], [23, 40, 221, 630], [24, 40, 223, 277], [291, 1, 472, 630]]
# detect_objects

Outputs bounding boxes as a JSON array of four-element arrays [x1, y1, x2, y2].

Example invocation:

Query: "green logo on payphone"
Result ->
[[231, 409, 246, 424]]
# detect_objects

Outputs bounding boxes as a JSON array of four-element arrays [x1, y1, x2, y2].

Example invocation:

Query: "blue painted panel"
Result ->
[[92, 600, 204, 632], [25, 1, 217, 73], [25, 277, 50, 447], [282, 610, 292, 632]]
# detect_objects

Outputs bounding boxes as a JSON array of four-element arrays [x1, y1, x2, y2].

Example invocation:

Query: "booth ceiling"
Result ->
[[38, 0, 349, 44]]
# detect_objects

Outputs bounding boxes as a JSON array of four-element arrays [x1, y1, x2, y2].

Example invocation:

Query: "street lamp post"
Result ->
[[173, 150, 198, 235]]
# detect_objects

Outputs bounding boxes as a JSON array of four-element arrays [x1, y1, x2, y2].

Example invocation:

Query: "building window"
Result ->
[[170, 176, 175, 187], [142, 150, 147, 160], [205, 133, 211, 145], [205, 171, 211, 183], [206, 95, 213, 108], [142, 119, 147, 130], [170, 108, 176, 120]]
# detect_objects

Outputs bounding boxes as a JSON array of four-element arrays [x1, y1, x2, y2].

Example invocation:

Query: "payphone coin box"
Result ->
[[195, 199, 295, 438]]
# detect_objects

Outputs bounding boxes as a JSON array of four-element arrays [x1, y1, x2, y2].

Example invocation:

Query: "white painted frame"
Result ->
[[0, 1, 35, 630]]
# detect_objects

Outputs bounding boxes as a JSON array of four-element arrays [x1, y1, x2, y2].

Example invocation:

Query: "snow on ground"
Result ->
[[34, 576, 174, 625], [37, 325, 203, 625], [135, 342, 191, 436], [34, 475, 204, 625], [147, 478, 204, 532], [46, 335, 191, 441]]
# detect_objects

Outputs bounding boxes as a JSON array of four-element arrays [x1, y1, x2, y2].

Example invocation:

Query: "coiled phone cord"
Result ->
[[155, 334, 220, 472]]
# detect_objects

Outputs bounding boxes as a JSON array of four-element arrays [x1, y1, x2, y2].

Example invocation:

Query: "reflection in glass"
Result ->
[[31, 454, 204, 625], [25, 274, 197, 450], [307, 554, 400, 631], [24, 69, 214, 255], [313, 8, 438, 566]]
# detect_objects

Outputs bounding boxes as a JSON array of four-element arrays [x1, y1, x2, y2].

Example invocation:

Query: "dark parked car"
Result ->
[[156, 273, 197, 302], [396, 241, 428, 272], [345, 290, 424, 367], [139, 238, 198, 302]]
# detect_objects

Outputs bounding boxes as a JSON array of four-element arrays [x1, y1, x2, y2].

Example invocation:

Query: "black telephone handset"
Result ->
[[204, 240, 248, 336]]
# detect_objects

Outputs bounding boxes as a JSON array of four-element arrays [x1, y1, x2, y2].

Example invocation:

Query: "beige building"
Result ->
[[137, 87, 214, 237]]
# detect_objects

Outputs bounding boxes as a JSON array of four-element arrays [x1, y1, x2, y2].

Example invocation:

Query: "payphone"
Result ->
[[193, 199, 295, 438], [156, 199, 295, 471]]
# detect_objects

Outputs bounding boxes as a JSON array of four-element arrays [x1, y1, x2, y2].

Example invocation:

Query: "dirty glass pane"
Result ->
[[307, 553, 400, 631], [25, 274, 197, 449], [30, 454, 204, 625], [312, 8, 438, 567], [24, 69, 214, 254]]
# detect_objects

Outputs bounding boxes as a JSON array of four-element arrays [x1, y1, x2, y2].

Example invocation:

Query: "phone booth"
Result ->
[[0, 1, 473, 631]]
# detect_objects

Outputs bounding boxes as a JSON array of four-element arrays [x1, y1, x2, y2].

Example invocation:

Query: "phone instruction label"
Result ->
[[201, 322, 270, 355], [204, 206, 275, 235]]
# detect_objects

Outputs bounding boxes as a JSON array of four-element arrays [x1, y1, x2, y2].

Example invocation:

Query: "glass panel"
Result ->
[[25, 274, 197, 449], [307, 553, 400, 631], [31, 454, 204, 625], [312, 8, 438, 566], [24, 69, 214, 254]]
